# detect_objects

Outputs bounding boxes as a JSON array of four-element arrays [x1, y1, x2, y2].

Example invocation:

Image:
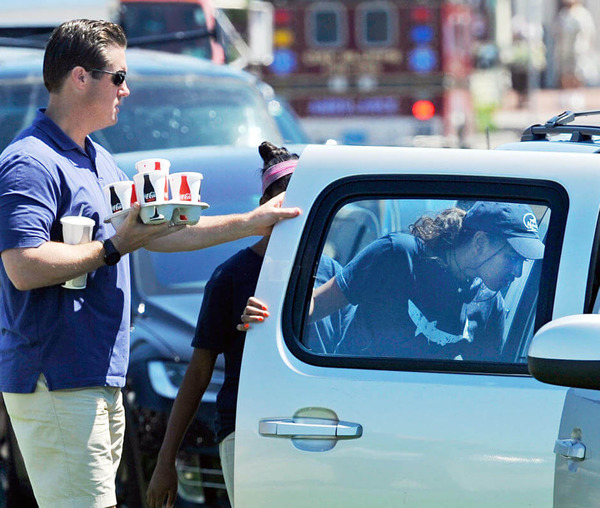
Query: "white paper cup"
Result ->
[[135, 158, 171, 174], [135, 159, 170, 199], [61, 216, 95, 289], [133, 170, 168, 205], [169, 172, 203, 203], [103, 181, 135, 215]]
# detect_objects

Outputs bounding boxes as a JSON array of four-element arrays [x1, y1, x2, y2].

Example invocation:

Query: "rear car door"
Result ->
[[236, 145, 600, 507]]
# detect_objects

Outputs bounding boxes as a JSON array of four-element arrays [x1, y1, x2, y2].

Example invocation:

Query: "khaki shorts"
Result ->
[[3, 375, 125, 508]]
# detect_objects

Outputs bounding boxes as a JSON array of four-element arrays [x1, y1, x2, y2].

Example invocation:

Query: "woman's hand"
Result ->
[[236, 296, 270, 331], [146, 460, 178, 508]]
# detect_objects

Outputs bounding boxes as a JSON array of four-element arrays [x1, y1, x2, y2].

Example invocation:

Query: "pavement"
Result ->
[[472, 87, 600, 149]]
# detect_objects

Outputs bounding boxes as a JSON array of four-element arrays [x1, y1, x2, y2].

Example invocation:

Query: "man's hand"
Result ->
[[110, 203, 184, 255], [247, 193, 301, 237]]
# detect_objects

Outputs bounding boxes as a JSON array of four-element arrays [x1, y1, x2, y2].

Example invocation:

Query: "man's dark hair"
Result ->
[[43, 19, 127, 93]]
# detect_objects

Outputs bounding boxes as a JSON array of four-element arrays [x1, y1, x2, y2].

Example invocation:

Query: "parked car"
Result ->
[[0, 44, 309, 508], [0, 45, 310, 154], [228, 111, 600, 507]]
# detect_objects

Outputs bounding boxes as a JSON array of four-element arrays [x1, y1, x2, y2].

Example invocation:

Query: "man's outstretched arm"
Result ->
[[147, 193, 301, 253]]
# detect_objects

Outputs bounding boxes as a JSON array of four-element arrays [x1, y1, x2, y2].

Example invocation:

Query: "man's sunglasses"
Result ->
[[90, 68, 127, 86]]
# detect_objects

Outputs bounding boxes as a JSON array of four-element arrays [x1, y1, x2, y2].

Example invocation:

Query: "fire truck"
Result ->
[[262, 0, 474, 146]]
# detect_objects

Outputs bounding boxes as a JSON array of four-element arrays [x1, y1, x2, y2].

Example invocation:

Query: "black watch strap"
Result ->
[[103, 238, 121, 266]]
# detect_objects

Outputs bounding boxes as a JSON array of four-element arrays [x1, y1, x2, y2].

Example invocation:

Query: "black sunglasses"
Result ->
[[90, 68, 127, 86]]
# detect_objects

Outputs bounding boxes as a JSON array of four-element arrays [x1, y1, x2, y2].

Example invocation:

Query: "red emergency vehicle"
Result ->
[[119, 0, 225, 63], [262, 0, 474, 146]]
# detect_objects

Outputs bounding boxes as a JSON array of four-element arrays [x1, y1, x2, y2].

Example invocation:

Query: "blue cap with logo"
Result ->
[[463, 201, 545, 260]]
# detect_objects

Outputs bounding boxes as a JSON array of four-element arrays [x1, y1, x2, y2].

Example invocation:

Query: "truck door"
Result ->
[[236, 146, 600, 507]]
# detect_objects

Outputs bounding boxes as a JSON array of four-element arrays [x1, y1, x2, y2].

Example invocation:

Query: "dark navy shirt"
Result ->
[[193, 248, 353, 443], [336, 233, 505, 361], [192, 247, 262, 443], [0, 110, 130, 392]]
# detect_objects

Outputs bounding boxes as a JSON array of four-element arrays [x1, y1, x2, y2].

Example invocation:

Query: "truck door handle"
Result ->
[[259, 418, 362, 439], [554, 439, 586, 460]]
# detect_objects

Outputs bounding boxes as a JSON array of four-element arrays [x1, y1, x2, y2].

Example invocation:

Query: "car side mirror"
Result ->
[[528, 314, 600, 390]]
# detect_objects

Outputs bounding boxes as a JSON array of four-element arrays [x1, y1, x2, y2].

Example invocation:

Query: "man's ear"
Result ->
[[70, 66, 88, 90]]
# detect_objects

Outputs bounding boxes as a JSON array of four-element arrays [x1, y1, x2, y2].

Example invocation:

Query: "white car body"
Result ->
[[234, 144, 600, 507]]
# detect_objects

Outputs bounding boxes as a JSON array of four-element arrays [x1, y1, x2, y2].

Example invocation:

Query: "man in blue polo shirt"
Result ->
[[0, 19, 299, 508]]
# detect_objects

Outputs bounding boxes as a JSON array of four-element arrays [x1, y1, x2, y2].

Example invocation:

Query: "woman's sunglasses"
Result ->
[[90, 68, 127, 86]]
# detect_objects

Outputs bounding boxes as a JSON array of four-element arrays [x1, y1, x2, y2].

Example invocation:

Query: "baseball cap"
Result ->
[[463, 201, 545, 260]]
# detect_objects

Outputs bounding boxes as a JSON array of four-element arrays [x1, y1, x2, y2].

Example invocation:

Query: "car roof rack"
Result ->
[[521, 109, 600, 142]]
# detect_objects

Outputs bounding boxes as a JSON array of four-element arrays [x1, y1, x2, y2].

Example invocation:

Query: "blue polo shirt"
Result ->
[[0, 110, 131, 393]]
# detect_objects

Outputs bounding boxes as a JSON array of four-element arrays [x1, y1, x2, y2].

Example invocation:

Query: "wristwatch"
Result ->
[[103, 238, 121, 266]]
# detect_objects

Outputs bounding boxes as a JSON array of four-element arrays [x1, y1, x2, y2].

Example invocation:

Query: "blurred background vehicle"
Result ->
[[4, 0, 600, 150], [118, 0, 226, 63], [261, 0, 475, 147], [0, 46, 310, 154]]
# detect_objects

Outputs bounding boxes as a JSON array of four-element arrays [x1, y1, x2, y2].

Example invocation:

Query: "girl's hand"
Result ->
[[236, 296, 270, 331]]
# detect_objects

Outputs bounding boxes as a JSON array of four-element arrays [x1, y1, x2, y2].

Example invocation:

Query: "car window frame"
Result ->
[[282, 173, 569, 375], [585, 210, 600, 313]]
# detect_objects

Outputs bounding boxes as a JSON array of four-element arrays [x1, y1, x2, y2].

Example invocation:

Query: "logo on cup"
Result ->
[[143, 174, 157, 203], [179, 175, 192, 201], [109, 186, 123, 213]]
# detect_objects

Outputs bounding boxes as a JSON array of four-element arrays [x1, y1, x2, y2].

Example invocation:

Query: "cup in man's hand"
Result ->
[[60, 216, 95, 289]]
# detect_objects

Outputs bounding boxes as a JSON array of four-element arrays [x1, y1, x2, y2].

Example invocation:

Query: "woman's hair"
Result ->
[[410, 207, 469, 250], [43, 19, 127, 93], [258, 141, 299, 199]]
